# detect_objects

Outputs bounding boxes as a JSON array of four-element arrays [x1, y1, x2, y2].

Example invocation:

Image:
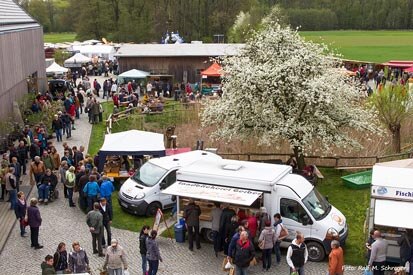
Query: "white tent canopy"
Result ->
[[117, 69, 150, 84], [64, 53, 91, 68], [46, 62, 68, 74], [98, 130, 166, 171], [70, 45, 116, 61]]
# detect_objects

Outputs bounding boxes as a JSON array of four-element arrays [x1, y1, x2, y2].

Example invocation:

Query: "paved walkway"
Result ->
[[0, 80, 367, 274]]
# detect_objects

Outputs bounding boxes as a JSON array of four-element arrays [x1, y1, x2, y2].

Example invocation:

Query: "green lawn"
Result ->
[[111, 191, 155, 232], [300, 30, 413, 63], [44, 32, 77, 43], [318, 168, 370, 266], [87, 102, 110, 156]]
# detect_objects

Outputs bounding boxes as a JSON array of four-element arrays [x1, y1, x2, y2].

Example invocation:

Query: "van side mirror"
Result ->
[[302, 215, 313, 226], [160, 181, 166, 189], [325, 196, 329, 202]]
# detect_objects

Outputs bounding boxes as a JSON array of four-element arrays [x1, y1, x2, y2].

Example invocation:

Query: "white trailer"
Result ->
[[367, 159, 413, 263]]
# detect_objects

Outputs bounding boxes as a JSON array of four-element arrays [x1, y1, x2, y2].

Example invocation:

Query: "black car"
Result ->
[[48, 79, 75, 100]]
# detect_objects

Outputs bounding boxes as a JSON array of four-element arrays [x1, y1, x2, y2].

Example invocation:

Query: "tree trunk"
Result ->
[[391, 124, 401, 153], [293, 146, 306, 170]]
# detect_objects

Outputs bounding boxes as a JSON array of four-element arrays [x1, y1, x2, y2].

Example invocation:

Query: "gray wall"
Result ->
[[0, 27, 46, 119], [117, 56, 211, 83]]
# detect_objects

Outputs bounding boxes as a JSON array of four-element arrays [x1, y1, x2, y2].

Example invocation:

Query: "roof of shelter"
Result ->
[[0, 0, 40, 33], [115, 43, 244, 58]]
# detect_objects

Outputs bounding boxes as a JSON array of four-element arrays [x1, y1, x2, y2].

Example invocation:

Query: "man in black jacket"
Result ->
[[232, 231, 255, 275], [184, 199, 201, 251], [40, 169, 58, 204], [17, 141, 28, 175], [51, 114, 63, 142], [99, 198, 113, 247], [219, 203, 236, 254]]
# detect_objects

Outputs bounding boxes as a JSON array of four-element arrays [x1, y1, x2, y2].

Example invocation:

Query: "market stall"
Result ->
[[117, 69, 150, 85], [98, 130, 166, 176], [63, 53, 91, 68], [46, 62, 69, 76], [201, 62, 223, 95], [70, 44, 116, 61]]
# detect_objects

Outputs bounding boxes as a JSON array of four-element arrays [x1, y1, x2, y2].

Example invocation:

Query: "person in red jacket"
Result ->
[[68, 103, 76, 130], [112, 93, 119, 108]]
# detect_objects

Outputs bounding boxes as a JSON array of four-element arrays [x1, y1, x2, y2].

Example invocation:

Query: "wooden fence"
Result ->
[[219, 152, 412, 169]]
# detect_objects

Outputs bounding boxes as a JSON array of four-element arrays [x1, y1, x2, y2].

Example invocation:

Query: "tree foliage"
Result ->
[[22, 0, 413, 40], [369, 85, 413, 153], [201, 22, 379, 167]]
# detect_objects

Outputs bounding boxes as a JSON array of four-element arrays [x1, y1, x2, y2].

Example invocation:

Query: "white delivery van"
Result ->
[[162, 158, 348, 262], [367, 159, 413, 263], [118, 150, 222, 216]]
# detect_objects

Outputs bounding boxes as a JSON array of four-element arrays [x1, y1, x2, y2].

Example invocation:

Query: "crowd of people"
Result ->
[[180, 200, 344, 275], [348, 64, 412, 96]]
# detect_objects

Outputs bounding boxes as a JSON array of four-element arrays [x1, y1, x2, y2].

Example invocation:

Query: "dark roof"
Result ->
[[0, 0, 40, 33]]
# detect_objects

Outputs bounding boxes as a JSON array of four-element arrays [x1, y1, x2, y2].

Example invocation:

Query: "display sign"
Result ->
[[153, 209, 163, 231], [371, 185, 413, 201], [162, 181, 262, 206]]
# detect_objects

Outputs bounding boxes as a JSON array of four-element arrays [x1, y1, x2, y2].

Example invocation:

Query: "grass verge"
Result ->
[[300, 30, 413, 63], [44, 32, 77, 43], [111, 191, 154, 232], [318, 168, 370, 266]]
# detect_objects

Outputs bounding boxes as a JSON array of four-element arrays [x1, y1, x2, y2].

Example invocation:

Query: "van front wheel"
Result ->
[[146, 202, 161, 217], [306, 241, 325, 262], [202, 229, 214, 243]]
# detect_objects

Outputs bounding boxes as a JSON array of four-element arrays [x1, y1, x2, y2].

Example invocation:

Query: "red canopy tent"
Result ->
[[201, 63, 223, 77], [404, 66, 413, 73]]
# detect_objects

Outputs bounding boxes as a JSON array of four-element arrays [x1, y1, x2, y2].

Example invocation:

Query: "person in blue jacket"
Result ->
[[83, 175, 100, 211]]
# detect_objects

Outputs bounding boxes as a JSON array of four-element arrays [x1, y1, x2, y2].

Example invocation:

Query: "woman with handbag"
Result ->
[[258, 220, 276, 271], [15, 191, 27, 237]]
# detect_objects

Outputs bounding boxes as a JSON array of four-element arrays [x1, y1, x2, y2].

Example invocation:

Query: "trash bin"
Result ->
[[174, 223, 186, 243]]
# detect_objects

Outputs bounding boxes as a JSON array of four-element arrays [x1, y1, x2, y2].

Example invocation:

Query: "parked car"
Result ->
[[48, 79, 74, 100]]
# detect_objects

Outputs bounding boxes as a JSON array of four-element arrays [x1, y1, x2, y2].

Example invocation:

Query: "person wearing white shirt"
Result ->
[[368, 230, 388, 275], [286, 232, 308, 275]]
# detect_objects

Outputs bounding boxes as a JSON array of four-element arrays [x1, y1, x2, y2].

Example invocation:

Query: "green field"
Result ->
[[44, 32, 76, 43], [300, 30, 413, 63]]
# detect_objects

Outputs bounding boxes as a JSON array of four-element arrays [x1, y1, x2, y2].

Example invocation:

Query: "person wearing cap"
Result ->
[[102, 239, 127, 275]]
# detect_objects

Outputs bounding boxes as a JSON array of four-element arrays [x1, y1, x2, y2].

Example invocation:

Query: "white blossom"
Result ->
[[201, 23, 379, 153]]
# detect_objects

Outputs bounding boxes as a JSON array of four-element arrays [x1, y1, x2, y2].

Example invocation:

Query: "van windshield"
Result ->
[[131, 162, 167, 187], [302, 188, 331, 221]]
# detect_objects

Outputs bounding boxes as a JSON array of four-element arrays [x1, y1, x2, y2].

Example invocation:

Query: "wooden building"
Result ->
[[115, 43, 244, 83], [0, 0, 46, 119]]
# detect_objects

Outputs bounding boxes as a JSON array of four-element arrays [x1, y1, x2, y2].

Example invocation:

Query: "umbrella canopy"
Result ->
[[405, 66, 413, 73], [201, 63, 223, 77], [46, 62, 68, 73], [64, 53, 91, 68]]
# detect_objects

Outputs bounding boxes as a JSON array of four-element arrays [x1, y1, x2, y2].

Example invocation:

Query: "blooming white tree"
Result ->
[[202, 23, 379, 168]]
